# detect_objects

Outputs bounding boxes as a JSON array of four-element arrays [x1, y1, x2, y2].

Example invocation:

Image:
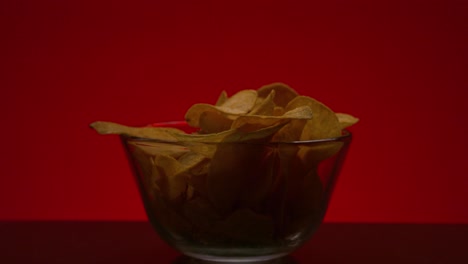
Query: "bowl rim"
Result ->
[[120, 120, 352, 145]]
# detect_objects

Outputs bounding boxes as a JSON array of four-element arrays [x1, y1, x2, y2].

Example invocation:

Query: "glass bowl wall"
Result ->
[[120, 121, 352, 262]]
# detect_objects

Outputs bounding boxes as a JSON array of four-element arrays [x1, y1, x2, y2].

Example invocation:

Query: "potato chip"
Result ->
[[215, 90, 228, 106], [188, 169, 209, 198], [186, 143, 218, 159], [171, 127, 239, 143], [153, 154, 189, 201], [185, 90, 257, 130], [178, 150, 212, 198], [257, 82, 298, 107], [249, 90, 276, 116], [90, 121, 181, 141], [271, 119, 307, 142], [177, 151, 208, 175], [226, 122, 288, 142], [129, 146, 159, 196], [231, 105, 313, 131], [198, 109, 233, 133], [217, 89, 257, 114], [129, 141, 189, 158], [285, 96, 342, 140], [184, 104, 224, 128], [336, 112, 359, 130], [186, 185, 195, 200], [273, 106, 285, 116], [173, 121, 286, 144]]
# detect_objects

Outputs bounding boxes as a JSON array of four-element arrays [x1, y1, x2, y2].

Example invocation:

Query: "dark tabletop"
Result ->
[[1, 222, 467, 264]]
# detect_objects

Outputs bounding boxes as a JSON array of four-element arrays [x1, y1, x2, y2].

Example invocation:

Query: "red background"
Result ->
[[1, 0, 467, 223]]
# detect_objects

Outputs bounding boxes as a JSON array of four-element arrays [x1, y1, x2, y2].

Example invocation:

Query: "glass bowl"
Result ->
[[120, 121, 352, 263]]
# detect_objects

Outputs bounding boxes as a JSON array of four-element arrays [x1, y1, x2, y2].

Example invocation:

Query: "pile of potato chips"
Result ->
[[91, 83, 358, 247]]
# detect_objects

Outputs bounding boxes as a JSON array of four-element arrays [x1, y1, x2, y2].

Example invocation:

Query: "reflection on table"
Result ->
[[1, 222, 466, 264]]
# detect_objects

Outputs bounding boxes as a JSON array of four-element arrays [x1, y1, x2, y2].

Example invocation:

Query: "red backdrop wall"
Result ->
[[1, 0, 467, 223]]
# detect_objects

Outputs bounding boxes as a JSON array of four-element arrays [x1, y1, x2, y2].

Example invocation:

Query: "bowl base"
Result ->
[[183, 252, 289, 263]]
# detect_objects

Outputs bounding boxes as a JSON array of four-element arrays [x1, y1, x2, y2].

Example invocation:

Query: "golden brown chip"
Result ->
[[90, 121, 181, 141], [130, 146, 159, 197], [336, 112, 359, 130], [228, 122, 289, 142], [177, 151, 208, 175], [171, 128, 239, 143], [273, 106, 285, 116], [215, 90, 228, 106], [216, 89, 257, 114], [185, 90, 257, 128], [184, 94, 255, 130], [285, 96, 342, 140], [257, 83, 298, 107], [185, 104, 221, 128], [129, 141, 189, 158], [249, 90, 276, 116], [188, 170, 209, 198], [271, 119, 307, 142], [198, 109, 233, 133], [153, 154, 189, 201], [186, 143, 218, 159], [231, 106, 313, 131]]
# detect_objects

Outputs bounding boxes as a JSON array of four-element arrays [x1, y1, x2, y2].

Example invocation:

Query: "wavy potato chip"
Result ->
[[153, 154, 189, 201], [188, 169, 209, 198], [272, 119, 307, 142], [273, 106, 285, 116], [185, 90, 258, 130], [250, 90, 276, 116], [198, 109, 233, 133], [170, 128, 239, 143], [285, 96, 342, 140], [215, 90, 228, 106], [129, 146, 159, 197], [257, 82, 298, 107], [231, 105, 313, 130], [217, 89, 257, 114], [185, 104, 227, 128], [336, 112, 360, 130], [177, 151, 207, 171], [228, 122, 288, 142], [129, 141, 189, 158], [90, 121, 182, 141]]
